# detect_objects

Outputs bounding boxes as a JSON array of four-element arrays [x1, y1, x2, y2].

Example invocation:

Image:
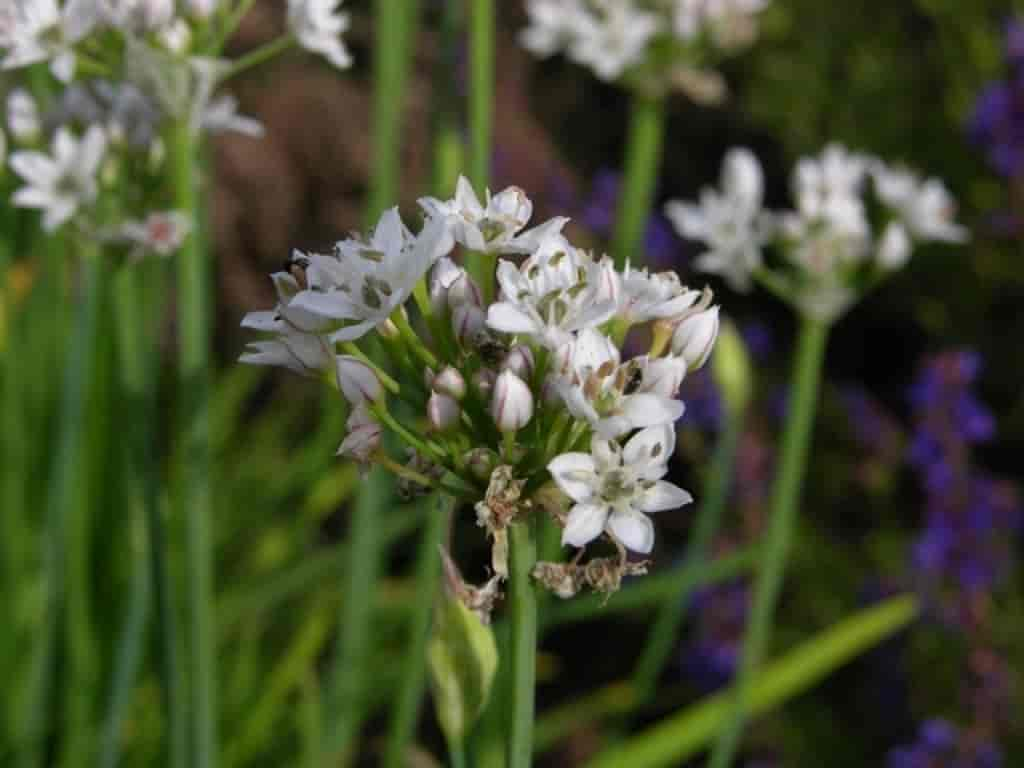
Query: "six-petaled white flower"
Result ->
[[9, 125, 107, 231], [665, 148, 772, 291], [548, 425, 692, 554], [287, 0, 353, 70], [0, 0, 99, 82], [487, 239, 618, 349], [871, 163, 968, 245], [420, 176, 567, 255]]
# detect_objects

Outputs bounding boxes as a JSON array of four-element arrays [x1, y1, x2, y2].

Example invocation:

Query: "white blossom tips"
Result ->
[[287, 0, 353, 70]]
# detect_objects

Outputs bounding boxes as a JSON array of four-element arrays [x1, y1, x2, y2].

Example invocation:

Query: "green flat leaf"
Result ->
[[586, 595, 918, 768]]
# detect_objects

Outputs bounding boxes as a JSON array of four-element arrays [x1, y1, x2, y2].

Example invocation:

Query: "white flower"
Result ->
[[6, 88, 40, 141], [487, 240, 618, 349], [285, 209, 454, 342], [671, 305, 720, 371], [287, 0, 352, 70], [9, 125, 107, 231], [665, 148, 771, 291], [617, 265, 701, 324], [1, 0, 99, 82], [419, 176, 567, 255], [119, 210, 191, 256], [102, 0, 175, 31], [791, 143, 870, 238], [239, 318, 334, 377], [491, 370, 534, 432], [548, 425, 692, 554], [553, 329, 684, 439], [871, 163, 968, 244], [568, 0, 660, 81], [520, 0, 587, 57], [186, 0, 219, 19], [700, 0, 770, 49]]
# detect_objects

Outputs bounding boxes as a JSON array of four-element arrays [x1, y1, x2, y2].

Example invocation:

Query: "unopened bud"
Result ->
[[452, 303, 485, 344], [378, 318, 400, 340], [542, 375, 563, 408], [473, 368, 497, 399], [671, 305, 720, 371], [448, 272, 483, 309], [428, 391, 461, 432], [336, 403, 381, 463], [640, 356, 687, 398], [429, 257, 463, 314], [503, 345, 535, 381], [433, 366, 467, 400], [464, 448, 499, 481], [491, 370, 534, 432], [335, 356, 384, 404]]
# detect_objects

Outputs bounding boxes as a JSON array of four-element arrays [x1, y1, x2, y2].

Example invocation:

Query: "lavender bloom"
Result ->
[[887, 719, 1002, 768], [680, 580, 749, 691], [969, 19, 1024, 179]]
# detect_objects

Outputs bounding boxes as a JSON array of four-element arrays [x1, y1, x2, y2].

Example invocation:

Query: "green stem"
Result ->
[[431, 0, 463, 198], [707, 317, 829, 768], [368, 0, 420, 222], [506, 521, 537, 768], [170, 120, 217, 768], [224, 35, 295, 80], [631, 409, 745, 704], [323, 466, 390, 763], [19, 250, 104, 768], [611, 93, 666, 269], [383, 494, 452, 768], [466, 0, 495, 301]]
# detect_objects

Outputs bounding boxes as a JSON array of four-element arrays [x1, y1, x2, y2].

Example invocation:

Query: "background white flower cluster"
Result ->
[[666, 144, 967, 318], [520, 0, 770, 92]]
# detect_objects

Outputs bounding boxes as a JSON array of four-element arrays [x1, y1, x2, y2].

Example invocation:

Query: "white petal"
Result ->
[[336, 356, 383, 404], [620, 393, 685, 429], [289, 290, 359, 321], [623, 424, 676, 467], [240, 310, 282, 332], [486, 302, 537, 335], [547, 452, 597, 503], [639, 481, 693, 513], [561, 502, 609, 549], [607, 511, 654, 554], [9, 152, 58, 186]]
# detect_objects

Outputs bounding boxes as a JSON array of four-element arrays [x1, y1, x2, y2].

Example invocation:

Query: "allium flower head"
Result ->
[[9, 124, 106, 231]]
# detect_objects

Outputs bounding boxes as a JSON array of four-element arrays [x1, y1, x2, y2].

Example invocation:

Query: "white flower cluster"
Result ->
[[241, 177, 721, 563], [665, 144, 967, 318], [0, 0, 350, 82], [520, 0, 770, 90], [1, 0, 352, 253]]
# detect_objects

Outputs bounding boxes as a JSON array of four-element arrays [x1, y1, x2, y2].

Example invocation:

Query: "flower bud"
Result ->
[[671, 306, 720, 371], [378, 318, 400, 340], [473, 368, 497, 399], [640, 356, 687, 398], [491, 370, 534, 432], [429, 257, 463, 314], [503, 345, 535, 381], [448, 271, 483, 309], [877, 221, 911, 270], [452, 303, 485, 344], [433, 366, 467, 400], [464, 448, 498, 482], [6, 89, 39, 142], [337, 404, 381, 463], [336, 356, 384, 404], [428, 391, 461, 432], [542, 375, 563, 408]]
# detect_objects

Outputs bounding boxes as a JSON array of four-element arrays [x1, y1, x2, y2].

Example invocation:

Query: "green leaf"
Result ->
[[586, 595, 918, 768], [428, 597, 499, 747]]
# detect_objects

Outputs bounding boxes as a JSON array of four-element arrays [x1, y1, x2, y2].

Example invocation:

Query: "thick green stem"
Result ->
[[170, 120, 217, 768], [707, 317, 829, 768], [611, 94, 666, 269], [323, 466, 390, 763], [466, 0, 495, 301], [368, 0, 420, 222], [506, 521, 538, 768], [383, 494, 452, 768], [631, 408, 746, 703], [19, 250, 104, 768]]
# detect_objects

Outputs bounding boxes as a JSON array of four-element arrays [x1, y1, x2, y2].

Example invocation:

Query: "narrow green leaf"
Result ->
[[586, 595, 918, 768]]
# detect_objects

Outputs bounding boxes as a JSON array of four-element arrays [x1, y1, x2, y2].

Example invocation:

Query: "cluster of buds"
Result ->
[[665, 144, 967, 320], [520, 0, 770, 100], [241, 176, 721, 599], [0, 0, 351, 251]]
